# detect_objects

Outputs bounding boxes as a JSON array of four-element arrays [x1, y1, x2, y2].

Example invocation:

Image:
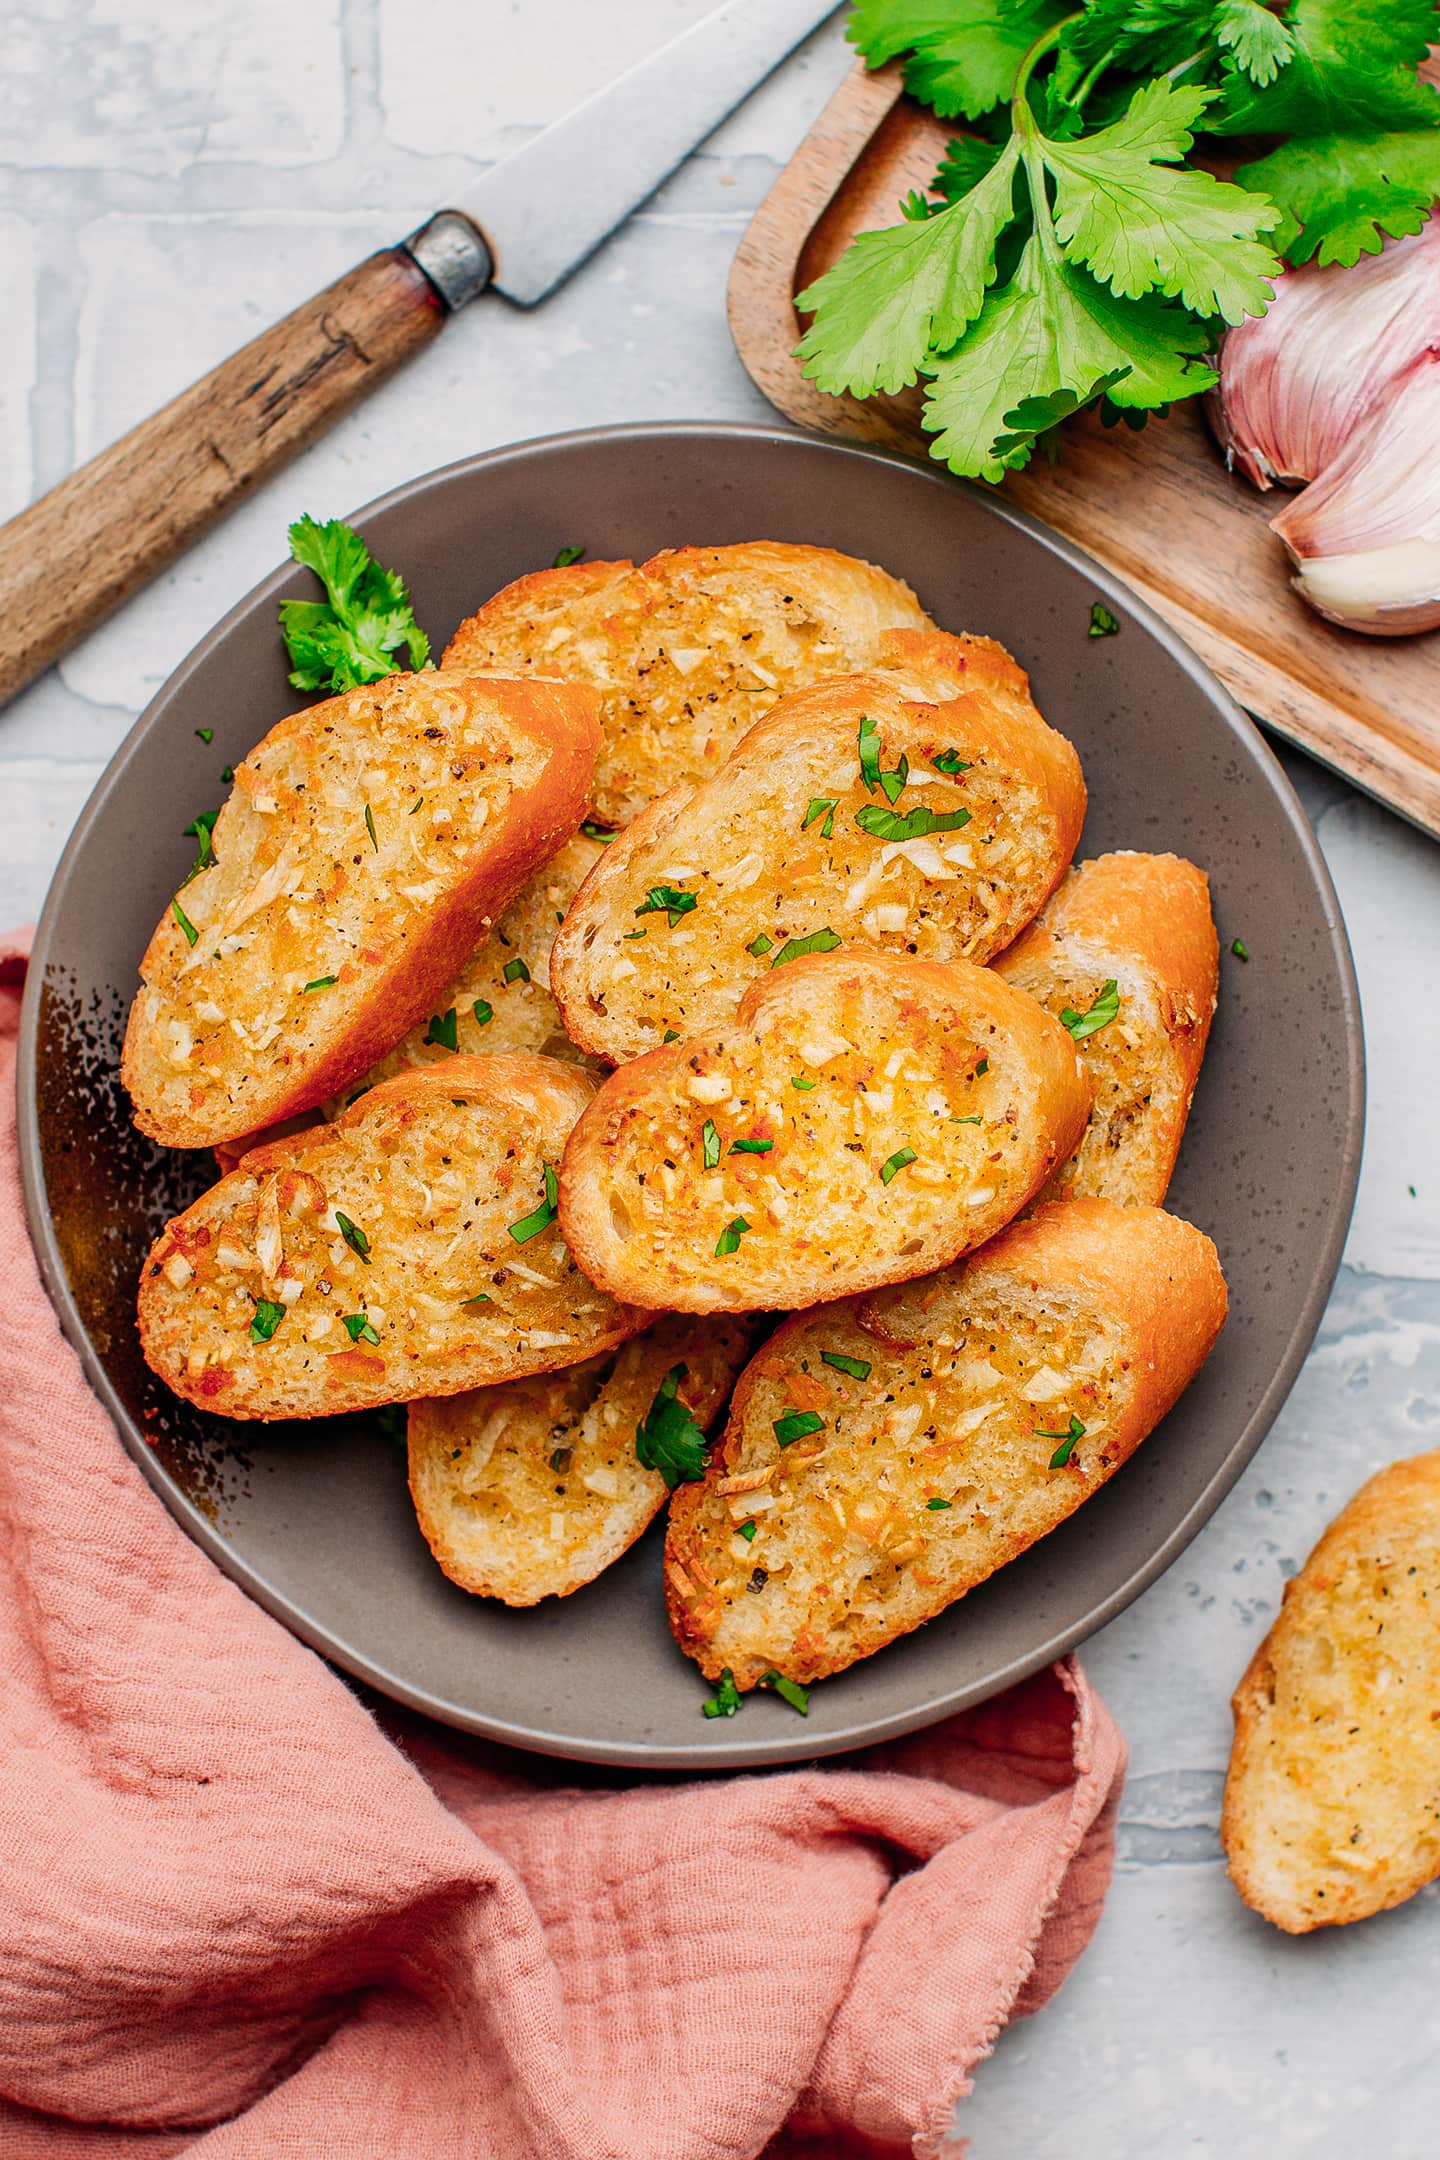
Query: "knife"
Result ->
[[0, 0, 837, 710]]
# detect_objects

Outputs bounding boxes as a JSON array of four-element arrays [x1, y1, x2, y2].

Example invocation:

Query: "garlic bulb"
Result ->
[[1214, 219, 1440, 634]]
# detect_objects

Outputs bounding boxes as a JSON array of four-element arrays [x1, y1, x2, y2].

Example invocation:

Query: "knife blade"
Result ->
[[0, 0, 839, 710]]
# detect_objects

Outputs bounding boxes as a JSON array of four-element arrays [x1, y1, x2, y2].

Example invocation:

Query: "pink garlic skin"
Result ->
[[1215, 222, 1440, 490], [1271, 347, 1440, 634]]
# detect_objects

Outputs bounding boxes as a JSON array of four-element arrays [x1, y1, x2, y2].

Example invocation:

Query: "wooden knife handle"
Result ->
[[0, 247, 446, 708]]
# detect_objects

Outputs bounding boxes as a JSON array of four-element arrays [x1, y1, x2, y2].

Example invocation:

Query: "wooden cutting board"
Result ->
[[729, 59, 1440, 841]]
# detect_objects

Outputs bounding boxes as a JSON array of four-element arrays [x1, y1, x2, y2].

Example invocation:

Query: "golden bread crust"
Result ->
[[442, 542, 932, 826], [550, 662, 1086, 1062], [122, 671, 601, 1149], [558, 946, 1092, 1314], [1223, 1449, 1440, 1932], [138, 1054, 650, 1420], [407, 1312, 755, 1604], [992, 851, 1218, 1205], [666, 1196, 1226, 1685]]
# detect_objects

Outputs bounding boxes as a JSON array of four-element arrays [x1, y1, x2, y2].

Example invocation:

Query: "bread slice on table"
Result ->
[[322, 831, 606, 1117], [551, 647, 1085, 1063], [992, 851, 1218, 1205], [122, 670, 600, 1149], [666, 1197, 1227, 1690], [138, 1056, 650, 1420], [441, 543, 933, 827], [408, 1313, 755, 1604], [559, 945, 1091, 1315], [1224, 1450, 1440, 1933]]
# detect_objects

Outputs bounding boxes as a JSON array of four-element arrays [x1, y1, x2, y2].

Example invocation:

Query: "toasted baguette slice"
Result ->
[[559, 946, 1091, 1315], [666, 1198, 1226, 1688], [992, 852, 1217, 1206], [408, 1313, 755, 1604], [550, 653, 1085, 1063], [323, 832, 606, 1116], [1223, 1451, 1440, 1933], [122, 670, 601, 1148], [138, 1056, 650, 1420], [442, 543, 933, 827]]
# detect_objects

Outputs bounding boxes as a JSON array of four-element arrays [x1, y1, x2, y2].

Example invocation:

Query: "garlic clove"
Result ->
[[1214, 222, 1440, 492], [1270, 349, 1440, 634]]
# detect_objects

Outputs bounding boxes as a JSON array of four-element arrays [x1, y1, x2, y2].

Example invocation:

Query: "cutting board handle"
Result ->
[[0, 247, 446, 710]]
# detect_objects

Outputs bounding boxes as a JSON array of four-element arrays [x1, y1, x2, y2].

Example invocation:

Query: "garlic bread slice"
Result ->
[[123, 670, 600, 1148], [408, 1313, 755, 1604], [442, 542, 932, 827], [551, 653, 1085, 1063], [1224, 1451, 1440, 1932], [992, 851, 1218, 1205], [324, 832, 606, 1115], [666, 1198, 1227, 1688], [559, 946, 1091, 1315], [139, 1055, 650, 1420]]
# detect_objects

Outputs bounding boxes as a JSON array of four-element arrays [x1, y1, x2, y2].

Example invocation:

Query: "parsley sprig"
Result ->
[[797, 0, 1432, 475], [279, 516, 431, 694], [636, 1364, 711, 1490]]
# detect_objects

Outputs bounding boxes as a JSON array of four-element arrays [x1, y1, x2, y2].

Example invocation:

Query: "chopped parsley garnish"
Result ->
[[624, 929, 646, 941], [791, 1076, 816, 1091], [279, 514, 430, 692], [774, 1410, 825, 1447], [549, 1446, 572, 1472], [408, 795, 424, 815], [194, 727, 214, 743], [334, 1211, 371, 1263], [803, 797, 838, 838], [508, 1163, 559, 1244], [771, 927, 841, 968], [738, 1520, 758, 1542], [635, 1363, 710, 1490], [552, 543, 586, 568], [880, 1146, 917, 1185], [702, 1119, 721, 1170], [1232, 937, 1251, 961], [951, 1112, 983, 1125], [730, 1136, 772, 1155], [425, 1007, 459, 1051], [931, 748, 969, 774], [715, 1216, 751, 1257], [702, 1668, 743, 1719], [181, 807, 219, 883], [663, 1029, 681, 1043], [581, 820, 615, 843], [364, 804, 378, 852], [249, 1298, 285, 1343], [821, 1349, 871, 1380], [1060, 979, 1120, 1041], [472, 998, 493, 1027], [303, 975, 337, 993], [171, 897, 199, 947], [502, 957, 531, 985], [975, 1058, 989, 1076], [636, 885, 697, 928], [220, 765, 235, 784], [855, 800, 972, 844], [858, 713, 882, 791], [878, 752, 910, 806], [460, 1292, 491, 1307], [747, 932, 774, 958], [1089, 602, 1121, 638], [1038, 1414, 1086, 1468], [342, 1312, 380, 1344], [759, 1669, 809, 1716], [927, 1498, 952, 1510]]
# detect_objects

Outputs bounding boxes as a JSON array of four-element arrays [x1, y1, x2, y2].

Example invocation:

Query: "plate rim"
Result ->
[[16, 417, 1365, 1768]]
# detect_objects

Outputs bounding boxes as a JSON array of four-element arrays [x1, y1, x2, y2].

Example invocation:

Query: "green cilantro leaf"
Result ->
[[334, 1211, 371, 1263], [279, 515, 431, 694], [791, 1076, 816, 1091], [1038, 1412, 1086, 1467], [425, 1007, 459, 1051], [702, 1119, 721, 1169], [880, 1145, 918, 1185], [702, 1667, 743, 1718], [171, 897, 199, 948], [636, 1363, 711, 1490], [715, 1216, 751, 1258], [758, 1669, 810, 1715], [1090, 601, 1121, 636], [804, 797, 838, 837], [1232, 937, 1251, 960], [508, 1164, 559, 1245], [502, 956, 531, 985], [181, 807, 219, 884], [927, 1497, 953, 1509], [472, 998, 494, 1026], [552, 544, 586, 567], [1215, 0, 1296, 86], [342, 1312, 380, 1345], [775, 1410, 825, 1446], [303, 975, 337, 993], [771, 927, 842, 968], [747, 932, 774, 958], [821, 1349, 872, 1380], [636, 885, 697, 928], [855, 800, 972, 843], [931, 748, 970, 773], [730, 1137, 773, 1156], [849, 0, 1069, 120], [1236, 128, 1440, 266], [857, 713, 882, 791], [581, 820, 616, 843], [364, 804, 378, 853], [1060, 978, 1120, 1040], [249, 1298, 285, 1343]]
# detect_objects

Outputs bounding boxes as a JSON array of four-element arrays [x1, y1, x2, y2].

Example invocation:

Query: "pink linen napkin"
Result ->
[[0, 934, 1125, 2160]]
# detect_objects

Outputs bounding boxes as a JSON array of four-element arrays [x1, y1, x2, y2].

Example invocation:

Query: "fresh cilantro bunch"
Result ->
[[796, 0, 1440, 482], [279, 515, 432, 694]]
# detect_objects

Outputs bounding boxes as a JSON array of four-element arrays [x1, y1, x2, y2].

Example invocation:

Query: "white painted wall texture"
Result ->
[[2, 5, 1439, 2151]]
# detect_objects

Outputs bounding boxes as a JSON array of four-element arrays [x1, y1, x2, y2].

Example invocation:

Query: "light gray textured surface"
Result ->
[[2, 5, 1438, 2151]]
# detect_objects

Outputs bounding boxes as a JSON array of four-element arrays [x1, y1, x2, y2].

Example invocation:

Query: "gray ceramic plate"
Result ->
[[17, 421, 1363, 1768]]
